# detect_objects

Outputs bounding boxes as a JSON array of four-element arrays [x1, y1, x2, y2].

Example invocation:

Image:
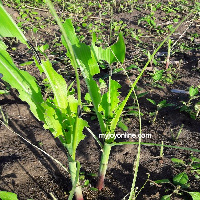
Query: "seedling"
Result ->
[[153, 156, 200, 200], [171, 124, 184, 141], [151, 66, 178, 86], [138, 13, 157, 29], [171, 156, 200, 179], [147, 99, 174, 123], [179, 86, 200, 119], [154, 172, 200, 200]]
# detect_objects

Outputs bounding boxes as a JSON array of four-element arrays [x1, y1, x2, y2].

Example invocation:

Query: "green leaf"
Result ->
[[0, 90, 9, 94], [99, 79, 121, 119], [154, 179, 171, 184], [61, 19, 105, 133], [19, 61, 33, 66], [195, 102, 200, 112], [66, 117, 88, 156], [90, 187, 98, 191], [191, 163, 200, 170], [152, 70, 163, 81], [171, 158, 185, 165], [109, 80, 121, 113], [0, 4, 27, 44], [0, 191, 18, 200], [137, 92, 148, 98], [188, 192, 200, 200], [84, 93, 92, 104], [173, 18, 179, 22], [0, 40, 45, 121], [42, 101, 64, 137], [92, 32, 125, 64], [0, 40, 67, 140], [161, 195, 171, 200], [84, 179, 90, 187], [39, 44, 49, 52], [157, 100, 167, 108], [189, 86, 198, 97], [191, 156, 200, 163], [110, 86, 134, 135], [40, 60, 68, 111], [147, 98, 156, 105], [173, 172, 188, 186], [99, 78, 107, 90], [117, 121, 128, 131]]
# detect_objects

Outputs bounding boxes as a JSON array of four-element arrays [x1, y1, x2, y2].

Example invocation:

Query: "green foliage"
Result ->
[[173, 172, 189, 188], [138, 14, 157, 28], [0, 191, 18, 200], [0, 2, 88, 199], [154, 156, 200, 200], [151, 67, 177, 85], [0, 41, 46, 121], [0, 0, 199, 199], [152, 69, 164, 82], [189, 86, 199, 98], [0, 89, 9, 94], [147, 98, 174, 123], [171, 155, 200, 179], [0, 3, 26, 44], [171, 158, 185, 165], [161, 195, 171, 200], [92, 32, 125, 64], [179, 86, 200, 119]]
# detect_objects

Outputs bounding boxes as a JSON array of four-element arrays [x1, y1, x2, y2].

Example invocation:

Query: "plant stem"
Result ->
[[152, 110, 158, 124], [68, 161, 83, 200], [176, 124, 184, 140], [166, 39, 171, 69], [128, 89, 142, 200], [97, 143, 112, 191], [160, 141, 164, 158]]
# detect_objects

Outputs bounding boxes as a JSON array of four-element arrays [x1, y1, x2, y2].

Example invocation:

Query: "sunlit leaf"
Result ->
[[188, 192, 200, 200], [0, 40, 45, 121], [0, 191, 18, 200], [161, 195, 171, 200], [0, 4, 27, 44], [173, 172, 188, 186], [189, 86, 198, 97], [171, 158, 185, 165]]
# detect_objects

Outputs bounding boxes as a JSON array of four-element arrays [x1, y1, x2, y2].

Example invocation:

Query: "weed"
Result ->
[[152, 156, 200, 200], [179, 86, 200, 119], [147, 99, 174, 123]]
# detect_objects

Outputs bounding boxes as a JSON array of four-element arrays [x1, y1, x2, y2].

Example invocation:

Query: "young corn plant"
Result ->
[[1, 1, 199, 200], [46, 2, 197, 197], [0, 2, 87, 200], [43, 2, 136, 193]]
